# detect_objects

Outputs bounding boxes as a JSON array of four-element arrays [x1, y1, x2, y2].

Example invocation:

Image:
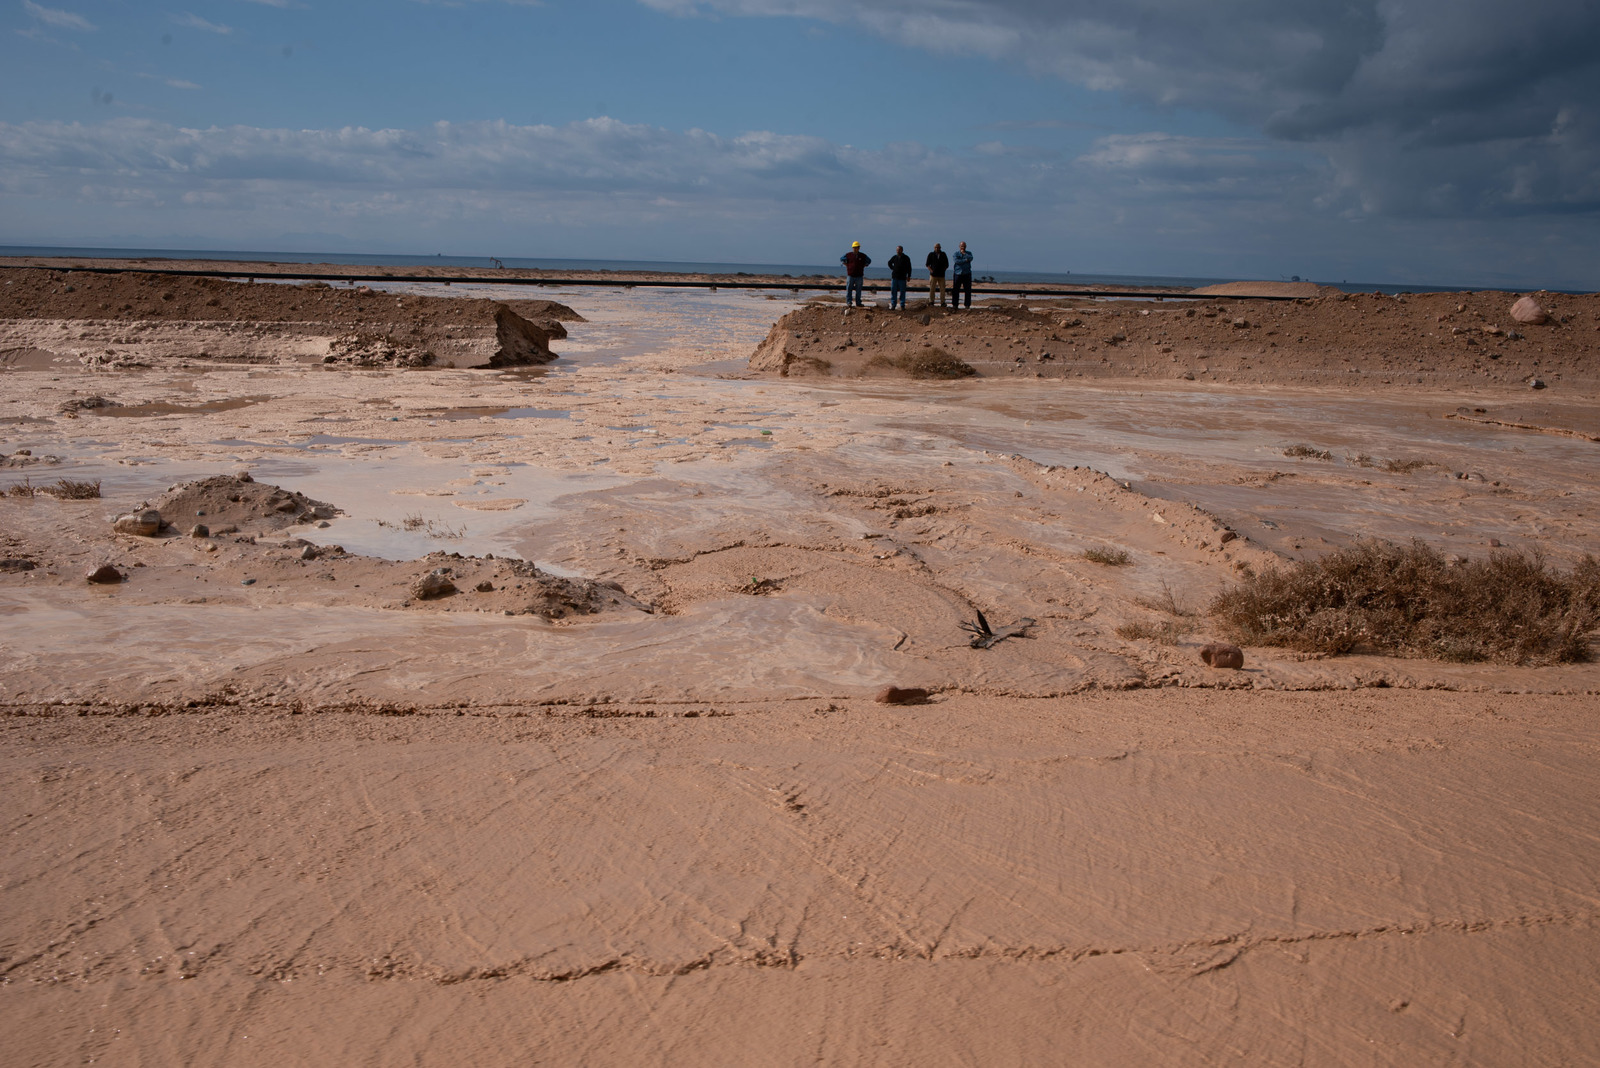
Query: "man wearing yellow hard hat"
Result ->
[[839, 240, 871, 308]]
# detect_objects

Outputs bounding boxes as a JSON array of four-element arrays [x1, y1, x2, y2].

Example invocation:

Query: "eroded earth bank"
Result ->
[[3, 266, 1599, 1065]]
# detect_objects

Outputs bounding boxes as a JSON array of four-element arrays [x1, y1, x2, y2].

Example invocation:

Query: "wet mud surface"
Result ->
[[2, 277, 1598, 1065]]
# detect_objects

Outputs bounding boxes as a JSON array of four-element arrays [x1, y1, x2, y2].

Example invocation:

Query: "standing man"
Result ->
[[951, 241, 974, 310], [925, 242, 949, 307], [840, 241, 871, 308], [887, 245, 912, 310]]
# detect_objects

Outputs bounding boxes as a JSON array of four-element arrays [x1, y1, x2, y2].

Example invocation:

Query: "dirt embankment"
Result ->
[[750, 290, 1600, 391], [0, 268, 582, 370]]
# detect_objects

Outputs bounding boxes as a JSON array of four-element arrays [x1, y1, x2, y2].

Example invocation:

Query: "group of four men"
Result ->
[[839, 241, 974, 310]]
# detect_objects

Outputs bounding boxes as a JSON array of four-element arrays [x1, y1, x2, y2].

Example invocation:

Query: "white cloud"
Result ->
[[21, 1, 94, 31], [171, 12, 233, 34]]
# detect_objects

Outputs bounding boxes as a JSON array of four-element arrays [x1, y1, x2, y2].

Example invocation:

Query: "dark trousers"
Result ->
[[952, 274, 972, 308], [890, 277, 908, 308]]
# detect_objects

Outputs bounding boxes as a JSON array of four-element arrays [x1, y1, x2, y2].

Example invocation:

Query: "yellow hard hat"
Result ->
[[852, 241, 860, 247]]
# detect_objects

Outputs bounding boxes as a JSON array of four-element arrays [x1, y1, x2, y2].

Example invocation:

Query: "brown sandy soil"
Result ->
[[750, 289, 1600, 393], [1, 267, 580, 370], [2, 278, 1599, 1064]]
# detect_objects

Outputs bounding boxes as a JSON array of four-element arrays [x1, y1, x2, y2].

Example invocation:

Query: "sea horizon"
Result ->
[[0, 244, 1558, 296]]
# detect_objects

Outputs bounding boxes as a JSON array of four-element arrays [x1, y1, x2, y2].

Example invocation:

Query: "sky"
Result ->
[[1, 0, 1596, 288]]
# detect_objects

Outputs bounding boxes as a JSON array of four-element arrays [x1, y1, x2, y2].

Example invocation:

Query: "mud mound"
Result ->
[[749, 290, 1600, 390], [0, 268, 579, 370], [155, 474, 338, 532]]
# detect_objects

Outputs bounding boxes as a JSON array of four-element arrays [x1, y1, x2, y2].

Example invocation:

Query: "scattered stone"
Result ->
[[1199, 642, 1245, 669], [411, 570, 457, 599], [475, 580, 495, 592], [112, 509, 162, 536], [1179, 370, 1195, 380], [189, 523, 209, 538], [1219, 530, 1238, 543], [1232, 317, 1249, 328], [1529, 378, 1546, 390], [236, 470, 253, 482], [86, 564, 123, 584], [241, 578, 256, 586], [1510, 296, 1549, 325], [1489, 538, 1502, 547], [876, 686, 931, 705], [299, 545, 318, 561]]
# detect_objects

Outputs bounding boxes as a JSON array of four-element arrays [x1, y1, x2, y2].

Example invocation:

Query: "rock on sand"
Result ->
[[1511, 296, 1549, 325], [112, 510, 162, 536]]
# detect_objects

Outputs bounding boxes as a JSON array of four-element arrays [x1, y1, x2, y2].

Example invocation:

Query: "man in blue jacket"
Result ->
[[951, 241, 974, 309], [840, 241, 870, 307], [886, 245, 912, 310]]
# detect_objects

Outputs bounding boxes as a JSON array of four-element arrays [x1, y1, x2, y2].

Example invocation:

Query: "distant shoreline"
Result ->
[[0, 245, 1556, 295]]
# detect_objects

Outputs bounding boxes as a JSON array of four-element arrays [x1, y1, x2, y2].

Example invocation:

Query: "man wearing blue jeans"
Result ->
[[951, 241, 974, 309], [886, 245, 912, 310], [840, 241, 870, 307]]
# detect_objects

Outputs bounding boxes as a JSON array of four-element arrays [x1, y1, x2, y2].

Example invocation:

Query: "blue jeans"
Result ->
[[952, 274, 972, 308], [845, 275, 864, 306], [890, 277, 908, 308]]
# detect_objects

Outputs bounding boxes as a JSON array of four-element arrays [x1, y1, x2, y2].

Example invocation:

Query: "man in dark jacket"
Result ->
[[951, 241, 974, 309], [840, 241, 870, 307], [887, 245, 912, 310], [925, 243, 949, 307]]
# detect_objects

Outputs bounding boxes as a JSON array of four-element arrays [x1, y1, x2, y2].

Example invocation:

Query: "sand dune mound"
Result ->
[[155, 473, 339, 532], [0, 267, 580, 370], [749, 289, 1599, 390]]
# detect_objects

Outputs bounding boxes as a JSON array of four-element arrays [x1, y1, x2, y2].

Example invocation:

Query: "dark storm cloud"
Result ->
[[644, 0, 1600, 217]]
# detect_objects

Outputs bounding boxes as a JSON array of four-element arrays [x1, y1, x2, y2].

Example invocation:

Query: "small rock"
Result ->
[[1529, 378, 1546, 390], [112, 509, 162, 536], [1488, 538, 1502, 547], [919, 314, 931, 326], [1510, 296, 1549, 325], [317, 520, 331, 529], [299, 545, 318, 561], [1232, 317, 1249, 328], [1179, 370, 1195, 380], [1219, 530, 1238, 543], [475, 580, 494, 592], [241, 578, 256, 586], [876, 686, 931, 705], [1199, 643, 1245, 669], [236, 470, 254, 482], [0, 558, 35, 572], [411, 570, 457, 599], [189, 523, 209, 538], [86, 564, 123, 584]]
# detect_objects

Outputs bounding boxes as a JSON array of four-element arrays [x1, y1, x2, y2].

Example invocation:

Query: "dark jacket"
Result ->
[[925, 249, 949, 278], [840, 250, 871, 276], [887, 252, 912, 279], [953, 249, 973, 277]]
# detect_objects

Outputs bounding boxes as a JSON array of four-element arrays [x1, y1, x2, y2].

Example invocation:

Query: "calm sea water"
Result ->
[[0, 245, 1470, 295]]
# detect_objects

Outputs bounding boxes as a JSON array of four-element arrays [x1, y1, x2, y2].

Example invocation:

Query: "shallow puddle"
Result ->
[[91, 396, 268, 418]]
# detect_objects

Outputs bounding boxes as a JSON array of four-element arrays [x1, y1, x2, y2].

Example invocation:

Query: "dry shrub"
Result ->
[[47, 478, 101, 499], [1284, 444, 1332, 460], [1210, 539, 1600, 665], [1083, 547, 1131, 566], [1383, 457, 1432, 474], [6, 479, 35, 497], [869, 348, 977, 379]]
